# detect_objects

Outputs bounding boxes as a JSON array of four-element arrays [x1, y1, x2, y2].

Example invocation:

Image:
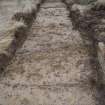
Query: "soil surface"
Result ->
[[0, 0, 102, 105]]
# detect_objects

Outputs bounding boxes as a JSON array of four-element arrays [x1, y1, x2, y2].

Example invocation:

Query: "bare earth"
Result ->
[[0, 0, 100, 105]]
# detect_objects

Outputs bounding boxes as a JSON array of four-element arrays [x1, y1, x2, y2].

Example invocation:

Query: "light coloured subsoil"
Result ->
[[0, 1, 97, 105]]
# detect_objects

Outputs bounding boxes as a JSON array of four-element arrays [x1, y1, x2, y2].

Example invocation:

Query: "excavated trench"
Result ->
[[0, 0, 105, 105]]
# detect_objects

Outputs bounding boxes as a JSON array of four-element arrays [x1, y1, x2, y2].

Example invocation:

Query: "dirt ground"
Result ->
[[0, 0, 104, 105]]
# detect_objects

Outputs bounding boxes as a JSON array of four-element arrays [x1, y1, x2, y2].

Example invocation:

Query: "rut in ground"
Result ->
[[0, 0, 97, 105]]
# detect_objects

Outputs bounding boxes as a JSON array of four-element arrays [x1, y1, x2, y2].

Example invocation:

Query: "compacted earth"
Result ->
[[0, 0, 104, 105]]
